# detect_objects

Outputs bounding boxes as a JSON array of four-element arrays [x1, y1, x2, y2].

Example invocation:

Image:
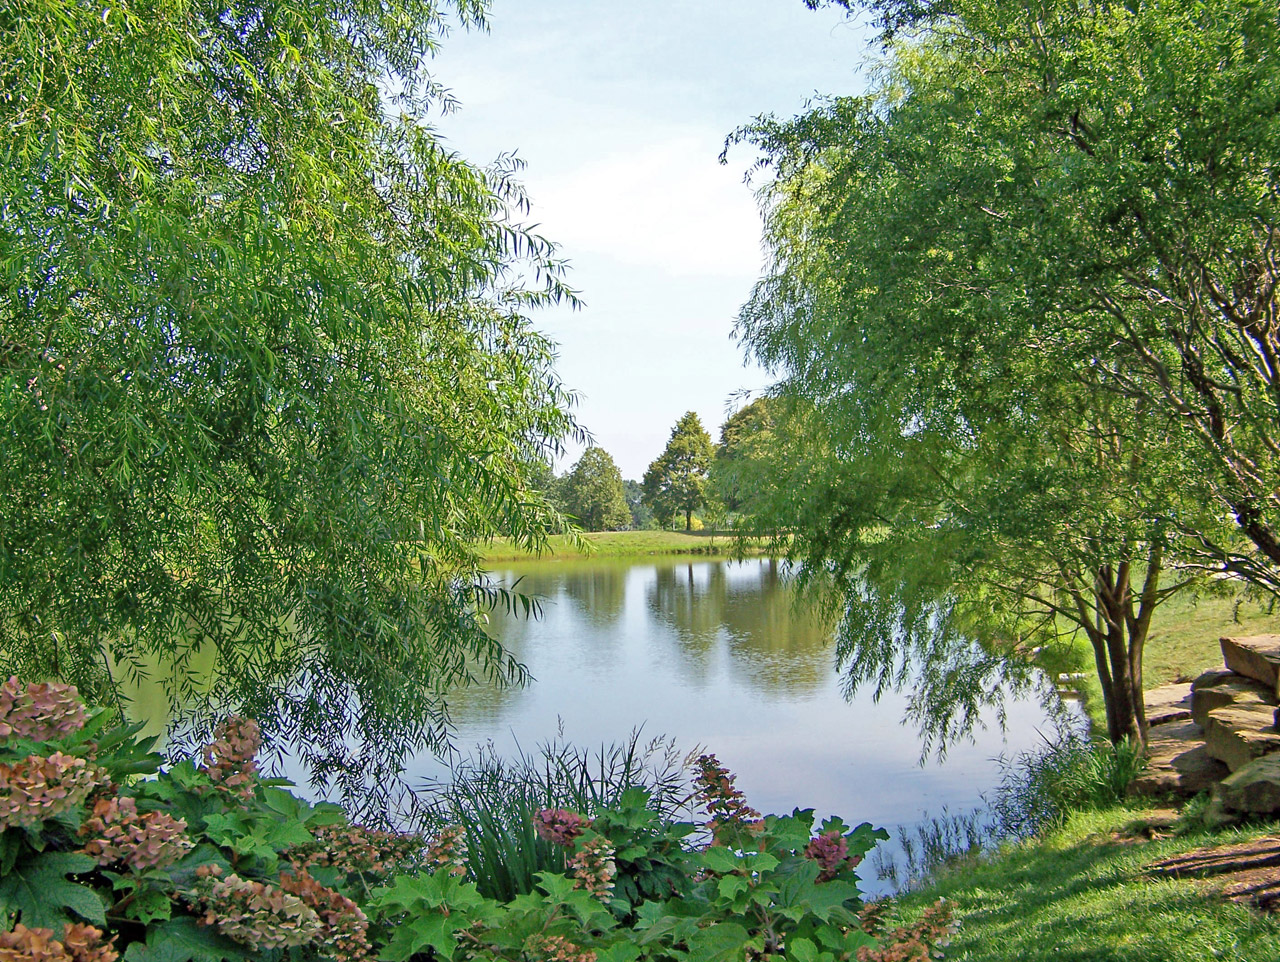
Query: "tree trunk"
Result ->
[[685, 508, 692, 531], [1083, 553, 1162, 747]]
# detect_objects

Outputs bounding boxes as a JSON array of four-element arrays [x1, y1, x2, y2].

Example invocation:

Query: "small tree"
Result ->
[[643, 413, 714, 531], [562, 447, 631, 531]]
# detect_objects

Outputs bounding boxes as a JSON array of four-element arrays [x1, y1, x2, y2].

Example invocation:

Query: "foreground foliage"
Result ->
[[0, 677, 955, 961], [0, 0, 579, 799]]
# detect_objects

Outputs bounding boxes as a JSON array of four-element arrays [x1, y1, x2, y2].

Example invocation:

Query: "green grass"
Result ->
[[893, 806, 1280, 961], [479, 529, 775, 563], [1142, 588, 1280, 686]]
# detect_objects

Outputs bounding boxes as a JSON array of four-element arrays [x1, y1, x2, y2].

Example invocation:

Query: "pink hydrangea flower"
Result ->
[[804, 830, 861, 882], [79, 796, 193, 871], [0, 677, 85, 743], [533, 808, 590, 847]]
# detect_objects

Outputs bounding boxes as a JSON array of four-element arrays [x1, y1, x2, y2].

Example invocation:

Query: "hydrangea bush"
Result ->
[[0, 678, 955, 961]]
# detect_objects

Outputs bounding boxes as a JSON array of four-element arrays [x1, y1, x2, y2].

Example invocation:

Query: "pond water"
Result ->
[[404, 556, 1072, 889], [122, 554, 1073, 892]]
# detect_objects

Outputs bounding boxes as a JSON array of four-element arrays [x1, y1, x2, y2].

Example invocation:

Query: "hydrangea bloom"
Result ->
[[425, 824, 468, 876], [0, 677, 85, 742], [0, 751, 103, 829], [803, 830, 860, 882], [522, 933, 597, 962], [288, 823, 423, 878], [190, 865, 323, 950], [79, 796, 194, 871], [856, 899, 957, 962], [533, 808, 590, 847], [0, 923, 117, 962], [568, 835, 617, 901], [279, 869, 371, 962], [693, 754, 760, 840], [199, 716, 261, 796]]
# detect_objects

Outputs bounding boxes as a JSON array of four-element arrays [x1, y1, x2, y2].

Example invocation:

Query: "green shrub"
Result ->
[[992, 729, 1147, 836], [0, 676, 955, 961], [414, 730, 693, 902]]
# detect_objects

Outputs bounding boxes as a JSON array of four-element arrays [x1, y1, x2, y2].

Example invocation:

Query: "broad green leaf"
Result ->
[[122, 917, 249, 962], [0, 852, 104, 928], [684, 922, 753, 962]]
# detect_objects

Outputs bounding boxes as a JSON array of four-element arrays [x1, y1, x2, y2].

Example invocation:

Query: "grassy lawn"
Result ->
[[479, 529, 775, 562], [1142, 588, 1280, 686], [894, 806, 1280, 961]]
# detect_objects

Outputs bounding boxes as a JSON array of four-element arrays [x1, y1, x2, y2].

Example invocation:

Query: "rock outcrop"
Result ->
[[1191, 671, 1274, 728], [1204, 705, 1280, 771], [1126, 635, 1280, 809], [1218, 756, 1280, 815], [1221, 635, 1280, 693]]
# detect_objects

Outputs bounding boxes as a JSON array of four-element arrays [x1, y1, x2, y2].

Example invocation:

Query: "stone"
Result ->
[[1130, 719, 1229, 797], [1204, 704, 1280, 771], [1191, 675, 1275, 728], [1220, 635, 1280, 692], [1192, 667, 1239, 691], [1144, 682, 1193, 727], [1218, 756, 1280, 814]]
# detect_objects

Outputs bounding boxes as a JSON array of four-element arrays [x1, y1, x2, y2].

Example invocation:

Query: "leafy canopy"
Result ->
[[0, 0, 580, 803], [642, 413, 714, 532], [562, 447, 631, 532], [724, 0, 1278, 746]]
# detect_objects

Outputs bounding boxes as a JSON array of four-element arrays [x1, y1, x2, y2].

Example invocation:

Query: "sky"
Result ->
[[430, 0, 875, 479]]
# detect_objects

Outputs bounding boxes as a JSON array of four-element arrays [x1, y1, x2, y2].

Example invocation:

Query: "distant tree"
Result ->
[[562, 447, 631, 531], [643, 413, 714, 531], [623, 479, 655, 530], [713, 398, 778, 517]]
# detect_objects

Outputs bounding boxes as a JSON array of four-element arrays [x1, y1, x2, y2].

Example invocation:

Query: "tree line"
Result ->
[[538, 401, 779, 533]]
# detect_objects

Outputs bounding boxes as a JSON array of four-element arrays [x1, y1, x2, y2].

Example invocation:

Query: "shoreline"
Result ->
[[480, 529, 778, 564]]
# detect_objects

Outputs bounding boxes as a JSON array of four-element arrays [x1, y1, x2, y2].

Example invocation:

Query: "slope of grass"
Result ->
[[1142, 588, 1280, 686], [480, 529, 774, 562], [893, 807, 1280, 962]]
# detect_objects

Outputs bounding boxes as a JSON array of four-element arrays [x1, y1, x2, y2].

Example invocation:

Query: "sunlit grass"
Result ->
[[894, 806, 1280, 961], [480, 529, 775, 562]]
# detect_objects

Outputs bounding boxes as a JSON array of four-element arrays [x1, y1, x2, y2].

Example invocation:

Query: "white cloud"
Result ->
[[528, 136, 765, 279]]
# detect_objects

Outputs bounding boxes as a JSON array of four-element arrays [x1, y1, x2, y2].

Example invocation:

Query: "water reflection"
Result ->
[[419, 557, 1067, 881], [645, 559, 833, 697]]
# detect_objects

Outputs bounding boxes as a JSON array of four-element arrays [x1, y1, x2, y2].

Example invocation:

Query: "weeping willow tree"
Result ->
[[0, 0, 582, 808], [727, 0, 1272, 748]]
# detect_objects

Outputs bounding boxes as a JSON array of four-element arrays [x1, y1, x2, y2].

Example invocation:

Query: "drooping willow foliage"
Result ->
[[0, 0, 582, 809], [729, 0, 1280, 746]]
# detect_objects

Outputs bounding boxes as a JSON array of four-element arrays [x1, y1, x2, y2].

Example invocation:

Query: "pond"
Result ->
[[405, 556, 1073, 889], [120, 554, 1074, 891]]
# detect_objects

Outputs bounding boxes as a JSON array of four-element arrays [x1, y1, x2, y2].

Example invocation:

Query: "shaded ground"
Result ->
[[1150, 836, 1280, 912]]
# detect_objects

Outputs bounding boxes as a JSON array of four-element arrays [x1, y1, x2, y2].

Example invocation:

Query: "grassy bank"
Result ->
[[892, 806, 1280, 961], [1141, 588, 1280, 686], [480, 529, 775, 563]]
